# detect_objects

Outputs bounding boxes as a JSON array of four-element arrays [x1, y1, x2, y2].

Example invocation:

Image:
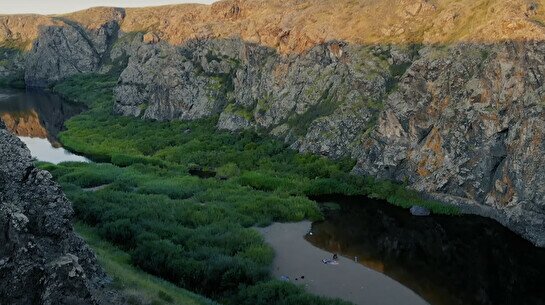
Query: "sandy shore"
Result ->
[[258, 221, 429, 305]]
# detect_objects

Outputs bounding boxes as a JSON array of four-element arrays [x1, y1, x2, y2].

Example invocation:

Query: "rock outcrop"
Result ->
[[3, 0, 545, 86], [0, 121, 112, 304], [113, 38, 545, 246], [353, 43, 545, 247], [1, 0, 545, 246], [24, 9, 124, 87]]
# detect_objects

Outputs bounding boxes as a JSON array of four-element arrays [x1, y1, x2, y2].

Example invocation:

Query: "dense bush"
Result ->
[[40, 73, 459, 305], [49, 161, 321, 301], [231, 281, 352, 305]]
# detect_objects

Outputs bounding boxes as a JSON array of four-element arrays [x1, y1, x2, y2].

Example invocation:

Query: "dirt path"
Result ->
[[258, 222, 429, 305], [82, 184, 110, 192]]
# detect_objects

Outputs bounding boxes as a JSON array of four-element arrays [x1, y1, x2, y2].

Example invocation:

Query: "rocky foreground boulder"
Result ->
[[0, 121, 113, 304]]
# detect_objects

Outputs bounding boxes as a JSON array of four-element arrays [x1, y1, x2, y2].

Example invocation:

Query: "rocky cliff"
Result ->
[[1, 0, 544, 246], [0, 121, 114, 304]]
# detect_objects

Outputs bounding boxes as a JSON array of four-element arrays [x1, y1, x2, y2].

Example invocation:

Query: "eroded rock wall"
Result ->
[[113, 37, 545, 247], [24, 11, 124, 87], [353, 43, 545, 246]]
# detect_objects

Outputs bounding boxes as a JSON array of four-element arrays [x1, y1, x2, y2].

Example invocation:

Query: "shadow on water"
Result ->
[[0, 88, 88, 163], [306, 195, 545, 305]]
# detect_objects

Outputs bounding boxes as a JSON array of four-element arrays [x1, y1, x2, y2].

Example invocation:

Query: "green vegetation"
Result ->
[[41, 159, 332, 303], [52, 74, 117, 107], [532, 18, 545, 28], [76, 223, 219, 305], [0, 48, 25, 89], [288, 86, 338, 136], [224, 103, 254, 121], [0, 74, 25, 89], [36, 72, 458, 304], [0, 39, 31, 51], [232, 280, 351, 305]]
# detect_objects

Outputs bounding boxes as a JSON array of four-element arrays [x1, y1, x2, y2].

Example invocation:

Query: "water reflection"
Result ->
[[18, 137, 90, 164], [306, 195, 545, 305], [0, 88, 89, 164]]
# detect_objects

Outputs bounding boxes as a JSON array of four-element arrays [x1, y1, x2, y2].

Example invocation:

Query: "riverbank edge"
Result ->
[[257, 221, 429, 305]]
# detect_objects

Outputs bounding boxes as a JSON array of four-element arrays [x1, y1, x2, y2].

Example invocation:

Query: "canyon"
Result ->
[[1, 0, 545, 249]]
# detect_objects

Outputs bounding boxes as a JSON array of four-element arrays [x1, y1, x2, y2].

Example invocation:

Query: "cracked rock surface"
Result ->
[[0, 121, 113, 305]]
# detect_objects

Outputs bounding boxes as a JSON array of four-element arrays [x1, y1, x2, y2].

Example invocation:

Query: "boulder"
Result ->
[[410, 206, 431, 217], [0, 124, 114, 304]]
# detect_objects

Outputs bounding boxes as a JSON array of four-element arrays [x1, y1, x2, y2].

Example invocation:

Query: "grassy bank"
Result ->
[[42, 161, 350, 304], [76, 223, 219, 305], [38, 73, 457, 305]]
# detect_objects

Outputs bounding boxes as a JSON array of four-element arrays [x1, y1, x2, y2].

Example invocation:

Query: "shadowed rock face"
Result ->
[[352, 42, 545, 247], [1, 0, 545, 246], [24, 11, 123, 87], [0, 121, 110, 304]]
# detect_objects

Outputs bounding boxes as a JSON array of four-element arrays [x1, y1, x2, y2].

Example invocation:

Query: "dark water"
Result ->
[[0, 88, 89, 163], [306, 195, 545, 305]]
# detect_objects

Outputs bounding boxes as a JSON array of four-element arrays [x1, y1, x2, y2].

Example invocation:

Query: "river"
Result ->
[[260, 195, 545, 305], [0, 88, 89, 163]]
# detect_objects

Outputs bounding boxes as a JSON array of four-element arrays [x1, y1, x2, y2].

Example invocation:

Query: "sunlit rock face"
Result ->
[[1, 0, 545, 245]]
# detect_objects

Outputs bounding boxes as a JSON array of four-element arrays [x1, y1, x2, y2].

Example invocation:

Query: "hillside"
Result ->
[[1, 0, 545, 53], [2, 1, 545, 305]]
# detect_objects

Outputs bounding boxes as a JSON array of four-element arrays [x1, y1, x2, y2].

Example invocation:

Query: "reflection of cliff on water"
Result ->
[[306, 195, 545, 305], [0, 89, 85, 146]]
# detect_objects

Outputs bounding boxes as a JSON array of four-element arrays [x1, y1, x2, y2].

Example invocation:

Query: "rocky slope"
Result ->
[[1, 0, 545, 246], [0, 121, 113, 304]]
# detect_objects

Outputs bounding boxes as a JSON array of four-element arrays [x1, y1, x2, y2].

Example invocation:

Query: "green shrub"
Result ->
[[138, 177, 206, 200], [230, 280, 352, 305], [157, 291, 174, 303], [216, 163, 240, 179], [40, 73, 459, 305]]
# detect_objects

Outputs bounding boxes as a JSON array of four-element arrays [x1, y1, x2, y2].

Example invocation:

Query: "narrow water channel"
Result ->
[[305, 195, 545, 305], [0, 88, 89, 163]]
